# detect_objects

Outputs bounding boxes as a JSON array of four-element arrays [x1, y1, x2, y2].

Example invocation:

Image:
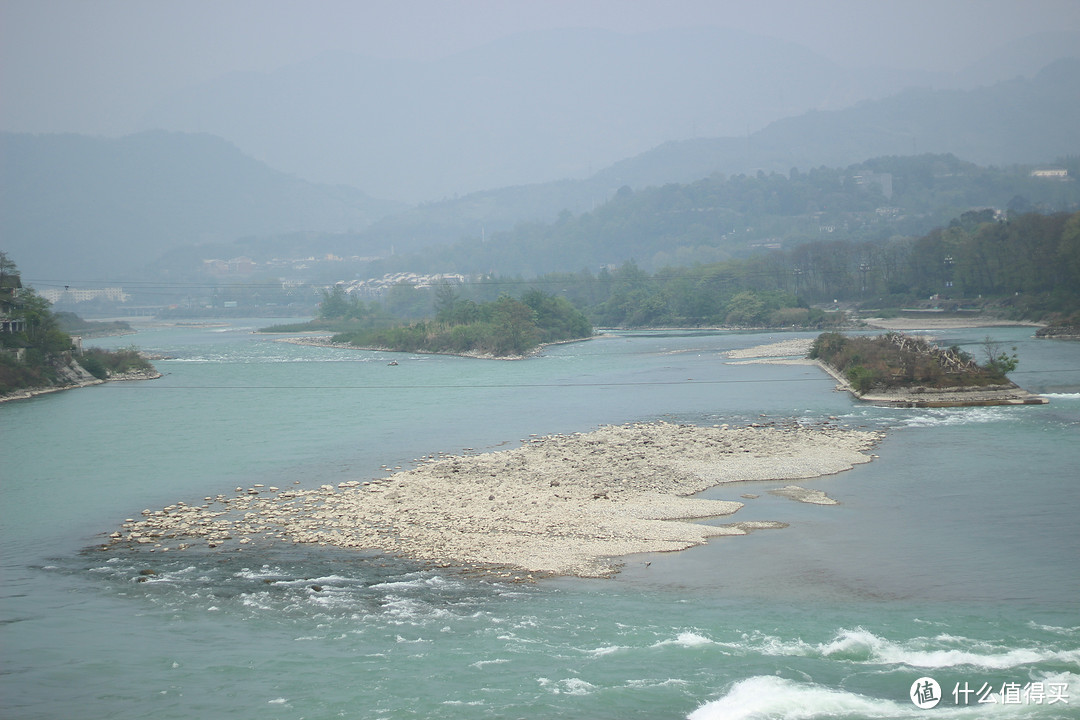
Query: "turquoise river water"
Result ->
[[1, 322, 1078, 719]]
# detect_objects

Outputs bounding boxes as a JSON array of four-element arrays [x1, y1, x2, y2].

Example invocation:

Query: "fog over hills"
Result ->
[[138, 26, 1033, 203], [135, 27, 1079, 204], [0, 132, 397, 282], [354, 59, 1080, 250], [2, 44, 1078, 285], [594, 58, 1080, 190]]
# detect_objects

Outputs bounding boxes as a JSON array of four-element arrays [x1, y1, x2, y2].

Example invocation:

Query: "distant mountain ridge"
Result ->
[[137, 26, 985, 202], [348, 59, 1080, 251], [3, 59, 1077, 285], [595, 58, 1080, 190], [0, 131, 398, 282], [135, 27, 1080, 204]]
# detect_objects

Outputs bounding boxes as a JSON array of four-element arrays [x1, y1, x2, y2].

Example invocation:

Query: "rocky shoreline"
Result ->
[[860, 317, 1043, 331], [0, 363, 162, 404], [102, 420, 882, 578]]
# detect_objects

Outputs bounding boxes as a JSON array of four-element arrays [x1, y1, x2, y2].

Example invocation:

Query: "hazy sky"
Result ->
[[2, 0, 1079, 136]]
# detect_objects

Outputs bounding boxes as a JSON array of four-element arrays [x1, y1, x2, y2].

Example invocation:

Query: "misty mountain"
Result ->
[[5, 57, 1077, 288], [954, 30, 1080, 87], [358, 154, 1080, 280], [0, 131, 398, 282], [310, 60, 1080, 253], [138, 26, 960, 203], [594, 59, 1080, 190]]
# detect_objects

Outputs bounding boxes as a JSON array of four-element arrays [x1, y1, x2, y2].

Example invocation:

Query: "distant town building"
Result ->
[[0, 271, 25, 333], [40, 286, 130, 304], [1030, 168, 1069, 179], [203, 256, 257, 276], [853, 172, 894, 199], [343, 272, 469, 297]]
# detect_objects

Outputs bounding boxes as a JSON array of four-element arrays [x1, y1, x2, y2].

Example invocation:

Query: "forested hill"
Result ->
[[304, 59, 1080, 256], [358, 154, 1080, 279]]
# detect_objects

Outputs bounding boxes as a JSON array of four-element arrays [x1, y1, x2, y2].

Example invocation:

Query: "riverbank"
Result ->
[[105, 420, 882, 578], [860, 316, 1043, 331], [0, 365, 162, 404], [274, 334, 594, 360]]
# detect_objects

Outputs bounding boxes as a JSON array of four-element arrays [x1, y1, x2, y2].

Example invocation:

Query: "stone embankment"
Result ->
[[103, 420, 882, 578]]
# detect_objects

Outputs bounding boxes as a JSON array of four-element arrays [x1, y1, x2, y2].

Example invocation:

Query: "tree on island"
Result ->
[[330, 289, 592, 357], [981, 336, 1019, 376]]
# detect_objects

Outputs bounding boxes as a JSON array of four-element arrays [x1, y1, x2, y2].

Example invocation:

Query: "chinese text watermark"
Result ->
[[910, 677, 1069, 708]]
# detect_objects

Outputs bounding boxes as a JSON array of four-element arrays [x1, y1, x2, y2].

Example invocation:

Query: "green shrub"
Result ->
[[846, 365, 879, 393], [79, 346, 153, 377], [79, 352, 109, 379]]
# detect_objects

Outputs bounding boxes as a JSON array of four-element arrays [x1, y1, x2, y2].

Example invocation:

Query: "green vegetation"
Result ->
[[361, 155, 1080, 281], [809, 332, 1015, 393], [489, 209, 1079, 328], [77, 346, 155, 380], [262, 207, 1078, 333], [2, 256, 75, 395], [54, 312, 134, 337], [1, 253, 156, 395], [574, 264, 845, 328], [330, 291, 591, 357], [262, 286, 399, 333]]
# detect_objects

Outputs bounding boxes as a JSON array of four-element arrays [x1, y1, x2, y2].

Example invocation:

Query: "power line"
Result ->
[[97, 368, 1080, 392], [107, 377, 827, 390]]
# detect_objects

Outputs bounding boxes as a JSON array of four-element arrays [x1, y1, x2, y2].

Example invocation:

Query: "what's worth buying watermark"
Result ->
[[910, 677, 1070, 709]]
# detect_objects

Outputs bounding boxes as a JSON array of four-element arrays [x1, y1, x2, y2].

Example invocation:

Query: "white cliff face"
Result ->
[[56, 357, 100, 385]]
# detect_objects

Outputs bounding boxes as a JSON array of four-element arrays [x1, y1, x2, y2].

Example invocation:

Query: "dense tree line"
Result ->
[[359, 154, 1080, 280], [486, 210, 1080, 328], [329, 290, 591, 357], [266, 207, 1078, 334]]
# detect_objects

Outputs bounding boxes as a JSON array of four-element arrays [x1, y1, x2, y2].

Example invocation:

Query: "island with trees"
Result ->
[[270, 286, 592, 358], [808, 331, 1046, 407]]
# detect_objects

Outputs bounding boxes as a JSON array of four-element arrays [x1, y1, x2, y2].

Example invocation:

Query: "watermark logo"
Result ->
[[910, 677, 1070, 708], [910, 677, 942, 709]]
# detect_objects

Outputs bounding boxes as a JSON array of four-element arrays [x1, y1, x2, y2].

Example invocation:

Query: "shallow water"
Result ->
[[2, 323, 1078, 719]]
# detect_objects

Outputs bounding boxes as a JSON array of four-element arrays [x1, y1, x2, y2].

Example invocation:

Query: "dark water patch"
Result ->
[[66, 541, 536, 630]]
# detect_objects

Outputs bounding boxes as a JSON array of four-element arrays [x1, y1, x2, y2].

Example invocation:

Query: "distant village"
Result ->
[[41, 250, 471, 317]]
